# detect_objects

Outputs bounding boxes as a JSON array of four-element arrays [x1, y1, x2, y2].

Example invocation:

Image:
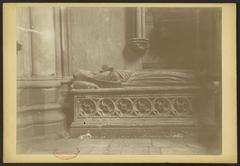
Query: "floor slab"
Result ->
[[17, 137, 209, 155]]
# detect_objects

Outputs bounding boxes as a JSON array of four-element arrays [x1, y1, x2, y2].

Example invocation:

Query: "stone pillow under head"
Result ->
[[71, 81, 99, 89]]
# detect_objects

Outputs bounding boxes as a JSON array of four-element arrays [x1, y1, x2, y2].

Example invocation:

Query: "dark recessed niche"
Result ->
[[143, 8, 221, 73]]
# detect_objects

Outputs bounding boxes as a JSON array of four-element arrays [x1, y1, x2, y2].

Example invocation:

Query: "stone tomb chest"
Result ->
[[69, 69, 206, 138]]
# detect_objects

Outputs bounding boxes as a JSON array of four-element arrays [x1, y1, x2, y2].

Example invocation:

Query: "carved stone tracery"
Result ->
[[154, 98, 171, 114], [74, 94, 194, 118]]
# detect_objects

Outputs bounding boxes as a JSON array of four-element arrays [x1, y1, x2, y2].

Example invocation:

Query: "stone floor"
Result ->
[[18, 136, 214, 155]]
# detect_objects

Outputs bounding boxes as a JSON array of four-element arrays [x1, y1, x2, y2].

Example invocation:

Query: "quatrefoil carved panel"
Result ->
[[98, 98, 115, 114], [154, 98, 171, 114], [116, 98, 133, 114], [78, 99, 96, 116], [135, 98, 152, 114], [173, 97, 191, 114], [75, 95, 194, 118]]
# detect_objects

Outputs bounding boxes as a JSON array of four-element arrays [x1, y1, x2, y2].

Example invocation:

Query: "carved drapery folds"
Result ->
[[74, 94, 193, 118], [128, 8, 149, 54]]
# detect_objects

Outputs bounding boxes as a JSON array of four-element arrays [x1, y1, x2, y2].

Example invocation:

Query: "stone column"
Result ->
[[128, 7, 149, 54], [16, 7, 32, 78], [60, 7, 71, 77], [30, 7, 56, 76]]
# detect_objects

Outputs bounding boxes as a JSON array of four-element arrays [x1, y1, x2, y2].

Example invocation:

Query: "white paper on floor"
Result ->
[[78, 131, 93, 140]]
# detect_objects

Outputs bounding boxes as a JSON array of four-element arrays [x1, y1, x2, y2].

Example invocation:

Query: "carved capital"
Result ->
[[128, 38, 149, 54]]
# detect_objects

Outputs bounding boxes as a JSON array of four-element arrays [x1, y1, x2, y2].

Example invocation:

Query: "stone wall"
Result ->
[[68, 7, 143, 73], [16, 7, 68, 149]]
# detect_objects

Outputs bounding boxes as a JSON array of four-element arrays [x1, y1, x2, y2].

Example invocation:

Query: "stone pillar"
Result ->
[[30, 7, 56, 76], [128, 7, 149, 54], [16, 7, 32, 78], [60, 7, 71, 76], [16, 7, 69, 152]]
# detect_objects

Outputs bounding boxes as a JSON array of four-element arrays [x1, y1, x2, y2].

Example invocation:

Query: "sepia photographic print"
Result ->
[[3, 3, 237, 163]]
